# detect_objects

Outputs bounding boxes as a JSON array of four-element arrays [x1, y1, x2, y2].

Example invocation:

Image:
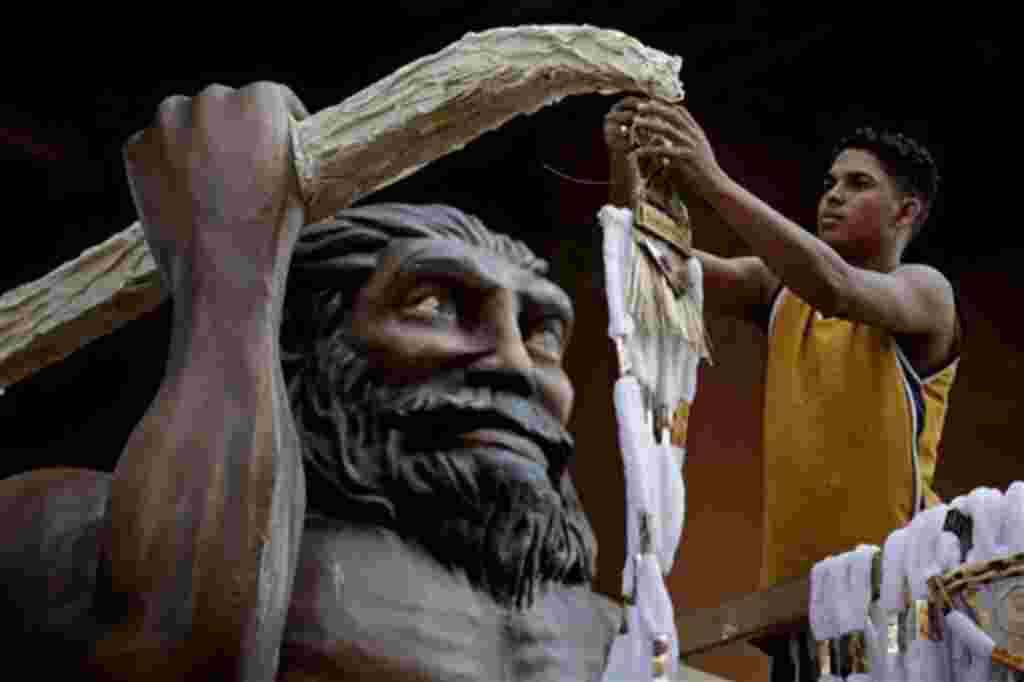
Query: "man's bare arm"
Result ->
[[603, 105, 779, 324], [609, 99, 955, 347], [698, 171, 954, 336], [692, 250, 779, 322], [90, 84, 308, 681]]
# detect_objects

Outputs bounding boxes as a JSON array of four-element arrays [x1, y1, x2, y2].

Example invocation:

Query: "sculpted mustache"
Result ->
[[362, 383, 574, 460]]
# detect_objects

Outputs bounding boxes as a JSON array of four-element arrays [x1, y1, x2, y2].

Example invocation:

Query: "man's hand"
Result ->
[[104, 82, 313, 680], [603, 98, 637, 207], [604, 97, 726, 201], [123, 82, 310, 294]]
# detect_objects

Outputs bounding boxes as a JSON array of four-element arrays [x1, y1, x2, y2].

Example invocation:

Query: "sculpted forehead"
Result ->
[[363, 237, 574, 322]]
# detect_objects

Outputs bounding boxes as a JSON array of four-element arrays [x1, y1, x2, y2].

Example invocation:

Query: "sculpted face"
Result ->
[[348, 237, 575, 452], [284, 206, 596, 608]]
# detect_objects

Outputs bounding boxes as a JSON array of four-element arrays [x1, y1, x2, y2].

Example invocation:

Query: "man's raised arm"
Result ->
[[605, 98, 956, 354], [90, 83, 309, 681], [603, 103, 780, 323]]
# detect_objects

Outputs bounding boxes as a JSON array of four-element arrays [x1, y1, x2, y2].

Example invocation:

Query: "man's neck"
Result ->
[[843, 247, 903, 273], [285, 519, 619, 681]]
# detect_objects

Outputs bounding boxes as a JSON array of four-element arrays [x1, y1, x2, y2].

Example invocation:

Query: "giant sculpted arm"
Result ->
[[91, 83, 309, 681]]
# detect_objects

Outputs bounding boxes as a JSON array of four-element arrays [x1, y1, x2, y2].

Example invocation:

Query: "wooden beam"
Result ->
[[291, 25, 686, 222], [0, 223, 165, 388], [0, 25, 684, 388], [676, 576, 811, 657], [677, 553, 883, 656]]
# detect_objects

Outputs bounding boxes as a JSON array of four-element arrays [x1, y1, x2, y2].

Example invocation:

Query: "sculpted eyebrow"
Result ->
[[395, 246, 573, 323], [397, 253, 497, 289], [522, 281, 574, 325]]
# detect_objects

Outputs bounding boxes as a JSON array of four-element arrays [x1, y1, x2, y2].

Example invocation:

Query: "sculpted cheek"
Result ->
[[353, 316, 495, 385], [356, 323, 437, 374], [546, 370, 574, 424]]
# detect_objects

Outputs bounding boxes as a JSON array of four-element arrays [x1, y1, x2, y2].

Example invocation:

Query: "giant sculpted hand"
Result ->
[[123, 82, 310, 298], [98, 83, 312, 681]]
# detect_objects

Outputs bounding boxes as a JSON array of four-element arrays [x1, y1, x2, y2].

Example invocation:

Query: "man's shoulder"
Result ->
[[890, 262, 961, 367], [891, 262, 954, 293], [0, 468, 110, 552], [0, 468, 109, 641]]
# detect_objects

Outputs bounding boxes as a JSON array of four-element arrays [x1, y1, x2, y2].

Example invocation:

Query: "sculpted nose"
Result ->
[[469, 291, 533, 375], [467, 334, 537, 400], [473, 324, 532, 375]]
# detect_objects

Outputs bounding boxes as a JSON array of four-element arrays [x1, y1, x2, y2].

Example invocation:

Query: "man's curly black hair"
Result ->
[[832, 128, 941, 238]]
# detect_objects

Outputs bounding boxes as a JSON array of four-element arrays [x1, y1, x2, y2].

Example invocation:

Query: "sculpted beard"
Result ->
[[289, 344, 598, 609]]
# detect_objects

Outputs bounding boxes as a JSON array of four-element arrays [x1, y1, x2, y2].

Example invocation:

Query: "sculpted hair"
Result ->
[[281, 203, 547, 358], [832, 128, 941, 238]]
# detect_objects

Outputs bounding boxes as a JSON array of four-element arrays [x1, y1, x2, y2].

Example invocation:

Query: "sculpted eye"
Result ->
[[525, 318, 566, 360], [401, 285, 457, 324]]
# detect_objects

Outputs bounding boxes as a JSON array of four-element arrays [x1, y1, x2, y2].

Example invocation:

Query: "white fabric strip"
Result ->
[[905, 638, 951, 682], [654, 441, 685, 573], [880, 527, 910, 613], [809, 481, 1024, 681], [810, 554, 838, 641], [945, 610, 995, 661], [903, 504, 956, 601], [841, 545, 879, 636], [599, 205, 699, 681], [598, 205, 635, 342], [957, 486, 1006, 564], [1004, 481, 1024, 555]]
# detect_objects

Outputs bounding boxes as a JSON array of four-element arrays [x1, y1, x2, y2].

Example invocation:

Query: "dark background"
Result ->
[[0, 6, 1010, 679]]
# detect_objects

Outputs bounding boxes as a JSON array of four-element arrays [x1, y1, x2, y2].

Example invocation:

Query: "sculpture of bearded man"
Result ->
[[0, 83, 620, 681]]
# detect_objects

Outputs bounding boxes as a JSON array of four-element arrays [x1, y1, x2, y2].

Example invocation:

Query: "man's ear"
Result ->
[[895, 194, 924, 233]]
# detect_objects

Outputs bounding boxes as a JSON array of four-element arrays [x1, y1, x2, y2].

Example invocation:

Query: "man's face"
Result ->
[[817, 148, 906, 258]]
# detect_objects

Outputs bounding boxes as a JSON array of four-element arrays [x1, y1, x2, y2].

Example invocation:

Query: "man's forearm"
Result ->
[[607, 149, 633, 208], [700, 171, 850, 315], [97, 283, 305, 680]]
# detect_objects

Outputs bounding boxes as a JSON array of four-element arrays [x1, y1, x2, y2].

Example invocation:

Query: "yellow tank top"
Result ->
[[759, 288, 958, 588]]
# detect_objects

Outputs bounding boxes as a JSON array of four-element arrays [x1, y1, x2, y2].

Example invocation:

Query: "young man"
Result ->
[[605, 100, 959, 679]]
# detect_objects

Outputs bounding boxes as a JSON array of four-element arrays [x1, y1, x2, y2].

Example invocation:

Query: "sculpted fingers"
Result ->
[[233, 81, 310, 122], [192, 83, 236, 129], [263, 81, 310, 122], [156, 94, 193, 131], [122, 94, 189, 167], [199, 83, 234, 98], [121, 127, 149, 166], [122, 95, 194, 211], [121, 81, 309, 271]]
